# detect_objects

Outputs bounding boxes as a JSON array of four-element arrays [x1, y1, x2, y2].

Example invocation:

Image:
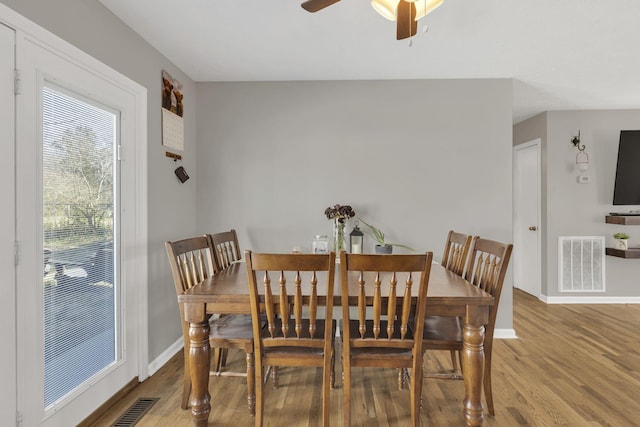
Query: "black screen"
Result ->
[[613, 130, 640, 205]]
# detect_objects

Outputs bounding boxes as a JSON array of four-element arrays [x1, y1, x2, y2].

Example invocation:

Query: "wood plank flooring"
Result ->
[[90, 289, 640, 426]]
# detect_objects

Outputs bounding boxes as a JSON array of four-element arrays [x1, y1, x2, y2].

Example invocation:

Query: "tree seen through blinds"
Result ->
[[42, 85, 117, 408]]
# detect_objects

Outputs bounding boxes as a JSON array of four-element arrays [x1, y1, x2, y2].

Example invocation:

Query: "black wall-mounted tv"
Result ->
[[613, 130, 640, 205]]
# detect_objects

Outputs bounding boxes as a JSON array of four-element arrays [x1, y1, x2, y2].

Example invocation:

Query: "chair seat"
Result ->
[[210, 314, 254, 341], [351, 346, 412, 357], [422, 315, 463, 348]]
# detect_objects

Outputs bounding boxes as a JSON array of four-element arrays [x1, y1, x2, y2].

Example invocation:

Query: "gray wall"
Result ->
[[195, 79, 516, 330], [515, 110, 640, 297], [3, 0, 198, 361]]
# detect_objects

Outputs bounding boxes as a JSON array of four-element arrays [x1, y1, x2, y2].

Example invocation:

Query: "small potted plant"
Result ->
[[613, 232, 629, 250], [358, 218, 414, 254]]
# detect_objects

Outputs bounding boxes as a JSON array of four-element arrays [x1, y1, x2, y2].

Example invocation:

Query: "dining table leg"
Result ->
[[188, 317, 211, 426], [461, 305, 489, 427]]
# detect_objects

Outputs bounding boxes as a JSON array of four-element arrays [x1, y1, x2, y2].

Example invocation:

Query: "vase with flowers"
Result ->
[[324, 204, 356, 253]]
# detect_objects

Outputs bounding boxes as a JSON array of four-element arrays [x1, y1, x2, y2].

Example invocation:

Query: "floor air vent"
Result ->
[[110, 397, 159, 427], [558, 236, 605, 292]]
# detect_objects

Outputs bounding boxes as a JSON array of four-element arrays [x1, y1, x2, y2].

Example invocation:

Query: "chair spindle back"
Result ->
[[246, 251, 336, 348], [166, 236, 218, 295], [341, 252, 433, 349], [207, 229, 242, 270], [441, 230, 473, 277], [465, 237, 513, 336]]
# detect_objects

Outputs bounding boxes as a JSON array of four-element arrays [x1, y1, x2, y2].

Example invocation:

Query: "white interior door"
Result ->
[[15, 34, 141, 426], [0, 22, 17, 425], [513, 139, 541, 297]]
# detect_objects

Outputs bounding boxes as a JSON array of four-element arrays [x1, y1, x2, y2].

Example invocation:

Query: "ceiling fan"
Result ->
[[301, 0, 443, 40]]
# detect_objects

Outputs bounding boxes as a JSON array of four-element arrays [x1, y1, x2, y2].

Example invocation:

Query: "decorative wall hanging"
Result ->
[[161, 70, 184, 151]]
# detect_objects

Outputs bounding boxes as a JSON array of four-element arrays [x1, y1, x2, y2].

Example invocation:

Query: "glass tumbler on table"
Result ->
[[312, 235, 329, 254]]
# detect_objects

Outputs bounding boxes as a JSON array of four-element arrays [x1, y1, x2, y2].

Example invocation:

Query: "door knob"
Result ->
[[528, 226, 537, 231]]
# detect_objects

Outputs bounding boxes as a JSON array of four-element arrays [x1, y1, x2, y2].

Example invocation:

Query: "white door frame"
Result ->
[[0, 20, 17, 425], [513, 139, 542, 298]]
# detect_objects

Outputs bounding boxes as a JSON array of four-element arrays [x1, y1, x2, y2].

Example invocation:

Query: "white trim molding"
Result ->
[[494, 328, 518, 339], [147, 338, 183, 377], [541, 295, 640, 304]]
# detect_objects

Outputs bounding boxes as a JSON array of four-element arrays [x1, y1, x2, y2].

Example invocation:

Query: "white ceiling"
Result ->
[[99, 0, 640, 123]]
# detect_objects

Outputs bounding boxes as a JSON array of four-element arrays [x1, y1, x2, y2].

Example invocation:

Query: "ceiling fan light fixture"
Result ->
[[371, 0, 443, 21], [371, 0, 397, 21], [414, 0, 443, 20]]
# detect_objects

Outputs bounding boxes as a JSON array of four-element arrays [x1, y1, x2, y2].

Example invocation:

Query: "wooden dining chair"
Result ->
[[245, 250, 336, 427], [423, 237, 512, 416], [434, 230, 474, 372], [441, 230, 473, 276], [340, 251, 433, 427], [165, 236, 256, 415], [207, 229, 242, 271], [205, 230, 244, 371]]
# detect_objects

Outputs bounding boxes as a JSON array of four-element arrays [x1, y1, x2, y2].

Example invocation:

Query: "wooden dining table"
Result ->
[[178, 260, 494, 427]]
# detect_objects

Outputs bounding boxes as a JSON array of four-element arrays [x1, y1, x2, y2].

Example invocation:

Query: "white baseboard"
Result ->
[[494, 328, 517, 339], [147, 337, 183, 376], [541, 295, 640, 304]]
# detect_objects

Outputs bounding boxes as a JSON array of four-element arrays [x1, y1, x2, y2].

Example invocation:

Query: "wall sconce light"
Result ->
[[571, 130, 589, 172]]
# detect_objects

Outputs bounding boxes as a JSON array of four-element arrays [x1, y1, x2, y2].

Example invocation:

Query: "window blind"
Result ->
[[42, 85, 117, 407]]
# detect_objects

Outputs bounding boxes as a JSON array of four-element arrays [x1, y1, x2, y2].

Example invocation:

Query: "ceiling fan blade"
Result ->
[[301, 0, 341, 12], [396, 1, 417, 40]]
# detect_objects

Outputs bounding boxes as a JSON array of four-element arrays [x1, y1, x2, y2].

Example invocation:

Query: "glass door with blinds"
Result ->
[[41, 85, 119, 408], [16, 33, 143, 426]]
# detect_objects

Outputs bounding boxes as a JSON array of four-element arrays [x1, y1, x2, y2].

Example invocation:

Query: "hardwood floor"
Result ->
[[91, 289, 640, 426]]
